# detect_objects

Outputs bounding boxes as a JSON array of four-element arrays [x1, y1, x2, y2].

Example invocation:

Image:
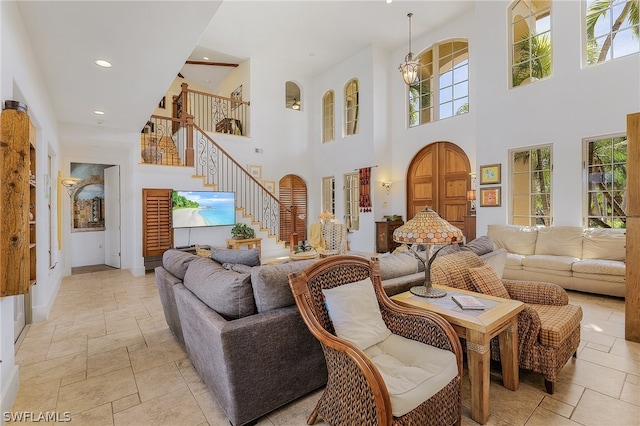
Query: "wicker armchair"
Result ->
[[288, 255, 462, 426], [431, 250, 582, 394]]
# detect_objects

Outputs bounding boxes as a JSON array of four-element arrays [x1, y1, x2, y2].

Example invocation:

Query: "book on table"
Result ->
[[451, 294, 485, 310]]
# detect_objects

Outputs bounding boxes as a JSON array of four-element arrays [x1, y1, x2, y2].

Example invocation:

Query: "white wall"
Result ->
[[474, 0, 640, 235], [0, 1, 63, 417], [388, 9, 478, 230]]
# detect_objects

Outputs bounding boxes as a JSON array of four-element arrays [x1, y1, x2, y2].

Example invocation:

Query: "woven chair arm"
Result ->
[[516, 305, 542, 355], [503, 279, 569, 305]]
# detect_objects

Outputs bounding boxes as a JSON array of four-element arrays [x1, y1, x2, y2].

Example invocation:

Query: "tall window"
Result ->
[[344, 79, 359, 136], [409, 39, 468, 127], [585, 0, 639, 66], [344, 172, 359, 230], [510, 0, 551, 88], [439, 40, 469, 119], [322, 176, 335, 215], [511, 145, 552, 226], [322, 91, 335, 143], [584, 134, 627, 228]]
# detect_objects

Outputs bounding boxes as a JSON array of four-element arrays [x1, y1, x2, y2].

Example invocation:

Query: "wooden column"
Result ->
[[185, 114, 194, 167], [626, 113, 640, 342]]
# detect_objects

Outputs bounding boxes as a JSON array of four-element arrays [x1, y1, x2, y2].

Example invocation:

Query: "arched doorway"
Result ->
[[406, 141, 471, 236], [279, 174, 308, 244]]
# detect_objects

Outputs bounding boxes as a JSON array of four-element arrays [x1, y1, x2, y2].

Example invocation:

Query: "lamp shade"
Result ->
[[392, 207, 463, 245], [466, 190, 476, 201]]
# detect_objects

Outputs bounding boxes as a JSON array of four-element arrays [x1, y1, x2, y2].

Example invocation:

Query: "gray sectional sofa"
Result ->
[[154, 248, 425, 426]]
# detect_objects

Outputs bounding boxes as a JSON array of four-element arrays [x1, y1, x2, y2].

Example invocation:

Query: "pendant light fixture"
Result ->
[[399, 12, 420, 85]]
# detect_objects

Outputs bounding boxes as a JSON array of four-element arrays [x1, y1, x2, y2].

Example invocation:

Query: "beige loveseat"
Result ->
[[487, 225, 626, 297]]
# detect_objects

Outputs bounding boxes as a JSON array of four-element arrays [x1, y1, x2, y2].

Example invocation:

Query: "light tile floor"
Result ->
[[10, 270, 640, 425]]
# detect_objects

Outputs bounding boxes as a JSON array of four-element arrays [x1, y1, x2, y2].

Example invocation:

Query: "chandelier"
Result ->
[[399, 12, 420, 85]]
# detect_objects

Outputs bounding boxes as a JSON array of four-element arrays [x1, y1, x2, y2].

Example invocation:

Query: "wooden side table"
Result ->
[[392, 286, 524, 424], [226, 238, 262, 259]]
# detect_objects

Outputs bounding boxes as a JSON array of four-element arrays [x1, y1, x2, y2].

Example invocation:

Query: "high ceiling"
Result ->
[[15, 1, 474, 137]]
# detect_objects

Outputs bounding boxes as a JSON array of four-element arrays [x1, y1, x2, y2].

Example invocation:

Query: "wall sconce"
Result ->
[[60, 176, 80, 196], [381, 181, 392, 194], [466, 190, 477, 215]]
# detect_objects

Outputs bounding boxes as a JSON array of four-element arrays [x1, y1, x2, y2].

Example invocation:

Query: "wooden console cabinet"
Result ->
[[376, 220, 404, 253]]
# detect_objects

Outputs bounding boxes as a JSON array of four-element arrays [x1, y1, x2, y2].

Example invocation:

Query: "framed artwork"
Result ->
[[248, 164, 262, 179], [479, 187, 501, 207], [231, 85, 242, 110], [479, 164, 501, 185], [263, 180, 276, 194]]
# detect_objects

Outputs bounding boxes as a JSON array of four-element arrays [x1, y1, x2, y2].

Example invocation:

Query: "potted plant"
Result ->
[[231, 223, 255, 240]]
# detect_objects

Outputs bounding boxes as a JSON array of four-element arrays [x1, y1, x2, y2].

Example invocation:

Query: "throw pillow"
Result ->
[[210, 247, 260, 267], [461, 236, 495, 256], [479, 248, 507, 279], [183, 257, 256, 319], [322, 278, 392, 350], [468, 264, 510, 299]]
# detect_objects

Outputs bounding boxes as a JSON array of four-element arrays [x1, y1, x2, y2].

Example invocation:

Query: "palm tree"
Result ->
[[586, 0, 639, 64], [512, 32, 552, 87], [513, 148, 552, 226]]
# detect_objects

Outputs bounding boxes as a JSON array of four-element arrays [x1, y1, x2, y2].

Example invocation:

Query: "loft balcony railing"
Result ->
[[175, 82, 249, 136], [139, 114, 298, 246]]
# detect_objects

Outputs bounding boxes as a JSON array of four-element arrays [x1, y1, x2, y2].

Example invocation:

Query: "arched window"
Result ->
[[344, 79, 359, 136], [285, 81, 301, 110], [510, 0, 551, 88], [409, 39, 468, 127], [438, 39, 469, 119], [322, 90, 335, 143]]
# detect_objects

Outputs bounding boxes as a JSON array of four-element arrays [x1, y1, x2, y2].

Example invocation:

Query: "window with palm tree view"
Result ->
[[408, 39, 468, 127], [510, 0, 552, 88], [511, 145, 552, 226], [585, 134, 627, 228], [586, 0, 639, 65]]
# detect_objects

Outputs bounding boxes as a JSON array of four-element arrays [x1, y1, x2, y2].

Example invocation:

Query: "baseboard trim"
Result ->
[[1, 363, 20, 425], [31, 275, 62, 322], [131, 266, 146, 277]]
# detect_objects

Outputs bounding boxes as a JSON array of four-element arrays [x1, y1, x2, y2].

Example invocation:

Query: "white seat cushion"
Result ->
[[364, 333, 458, 417], [572, 259, 625, 276]]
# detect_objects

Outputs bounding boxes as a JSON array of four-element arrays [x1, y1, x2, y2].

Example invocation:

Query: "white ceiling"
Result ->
[[15, 1, 474, 136]]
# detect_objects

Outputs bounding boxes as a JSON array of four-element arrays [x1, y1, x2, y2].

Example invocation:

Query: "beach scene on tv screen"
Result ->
[[172, 191, 235, 228]]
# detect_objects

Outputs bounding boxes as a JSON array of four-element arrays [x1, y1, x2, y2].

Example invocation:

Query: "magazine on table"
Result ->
[[451, 294, 485, 310]]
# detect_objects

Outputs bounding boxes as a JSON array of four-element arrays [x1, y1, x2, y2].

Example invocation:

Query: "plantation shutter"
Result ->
[[142, 188, 173, 257], [279, 175, 307, 243]]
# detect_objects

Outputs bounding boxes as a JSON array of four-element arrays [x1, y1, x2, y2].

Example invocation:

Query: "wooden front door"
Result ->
[[406, 142, 470, 233]]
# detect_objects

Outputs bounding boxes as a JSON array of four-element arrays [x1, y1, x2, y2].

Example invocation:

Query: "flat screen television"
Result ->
[[172, 190, 236, 228]]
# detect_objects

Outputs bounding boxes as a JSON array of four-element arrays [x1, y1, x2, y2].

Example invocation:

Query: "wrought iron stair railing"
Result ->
[[140, 114, 297, 246]]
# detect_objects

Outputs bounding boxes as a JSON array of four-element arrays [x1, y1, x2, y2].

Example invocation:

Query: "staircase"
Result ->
[[143, 85, 298, 257]]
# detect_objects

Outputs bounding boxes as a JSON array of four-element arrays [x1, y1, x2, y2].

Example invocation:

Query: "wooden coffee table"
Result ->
[[391, 285, 524, 424]]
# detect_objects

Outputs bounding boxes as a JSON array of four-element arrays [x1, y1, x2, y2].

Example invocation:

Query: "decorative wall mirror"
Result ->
[[285, 81, 301, 111]]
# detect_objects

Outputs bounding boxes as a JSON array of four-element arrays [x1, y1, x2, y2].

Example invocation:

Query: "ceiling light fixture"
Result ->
[[203, 56, 209, 60], [399, 13, 420, 85], [93, 110, 105, 115], [94, 59, 112, 68]]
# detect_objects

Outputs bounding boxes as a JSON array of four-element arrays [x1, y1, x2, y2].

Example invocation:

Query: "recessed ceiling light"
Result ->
[[93, 110, 105, 115], [94, 59, 112, 68], [203, 56, 209, 60]]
